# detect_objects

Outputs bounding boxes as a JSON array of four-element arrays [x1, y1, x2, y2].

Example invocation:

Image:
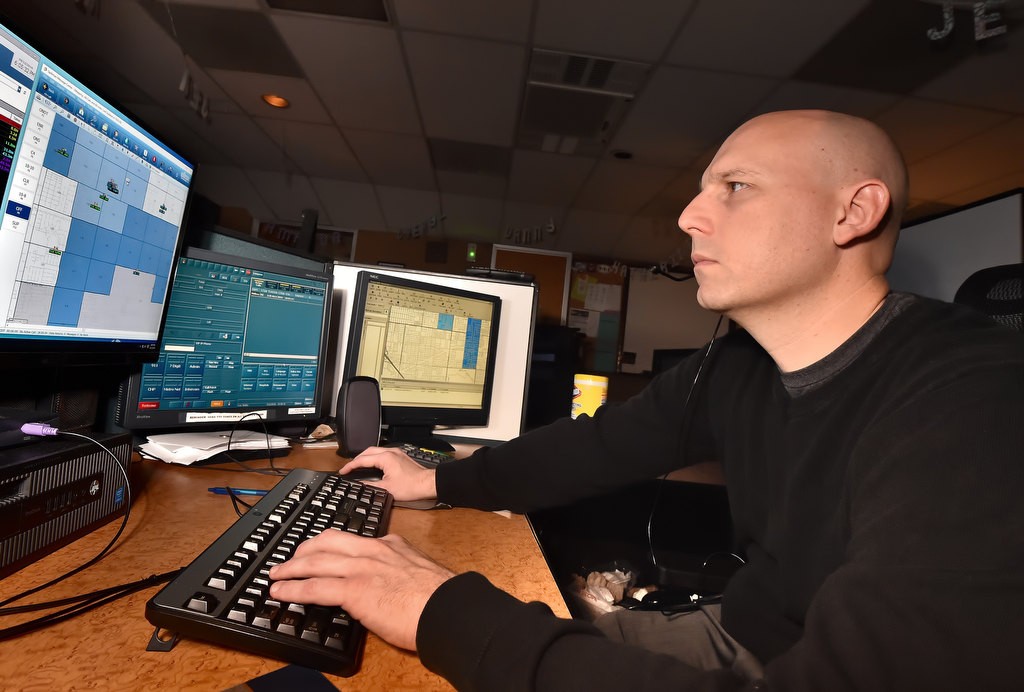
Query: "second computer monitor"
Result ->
[[342, 270, 501, 451], [118, 247, 333, 434]]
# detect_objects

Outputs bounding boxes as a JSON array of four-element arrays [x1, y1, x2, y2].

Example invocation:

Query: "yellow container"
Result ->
[[571, 374, 609, 420]]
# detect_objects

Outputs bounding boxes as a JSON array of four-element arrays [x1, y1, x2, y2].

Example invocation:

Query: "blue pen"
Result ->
[[208, 487, 268, 497]]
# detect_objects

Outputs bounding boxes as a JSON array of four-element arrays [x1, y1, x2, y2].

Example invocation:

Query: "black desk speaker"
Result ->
[[336, 376, 381, 457]]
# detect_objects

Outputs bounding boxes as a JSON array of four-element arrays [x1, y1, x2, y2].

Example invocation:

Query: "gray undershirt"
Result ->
[[780, 292, 917, 397]]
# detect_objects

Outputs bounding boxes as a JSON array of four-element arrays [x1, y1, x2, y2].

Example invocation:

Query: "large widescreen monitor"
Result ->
[[0, 20, 193, 367], [118, 248, 334, 434], [341, 270, 501, 450]]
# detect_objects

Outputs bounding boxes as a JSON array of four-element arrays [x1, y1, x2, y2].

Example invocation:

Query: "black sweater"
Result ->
[[417, 296, 1024, 691]]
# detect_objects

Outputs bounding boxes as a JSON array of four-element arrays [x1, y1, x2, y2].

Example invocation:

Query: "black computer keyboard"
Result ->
[[388, 442, 454, 468], [145, 468, 393, 675]]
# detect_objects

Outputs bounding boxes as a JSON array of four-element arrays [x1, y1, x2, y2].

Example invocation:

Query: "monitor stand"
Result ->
[[384, 424, 455, 453]]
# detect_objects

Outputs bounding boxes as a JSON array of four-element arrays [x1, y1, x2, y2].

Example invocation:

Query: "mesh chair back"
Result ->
[[953, 263, 1024, 332]]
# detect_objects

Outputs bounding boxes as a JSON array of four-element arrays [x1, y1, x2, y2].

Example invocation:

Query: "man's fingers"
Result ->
[[269, 575, 346, 605]]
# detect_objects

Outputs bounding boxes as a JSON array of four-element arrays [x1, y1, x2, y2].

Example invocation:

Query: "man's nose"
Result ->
[[677, 191, 708, 237]]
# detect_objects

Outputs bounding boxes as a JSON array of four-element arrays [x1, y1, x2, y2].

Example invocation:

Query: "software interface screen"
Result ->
[[134, 256, 329, 423], [0, 23, 192, 344], [353, 278, 494, 410]]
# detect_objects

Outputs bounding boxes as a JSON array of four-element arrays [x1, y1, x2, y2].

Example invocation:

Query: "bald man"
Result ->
[[271, 111, 1024, 690]]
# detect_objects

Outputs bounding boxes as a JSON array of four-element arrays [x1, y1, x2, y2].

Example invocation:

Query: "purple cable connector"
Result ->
[[21, 422, 60, 436]]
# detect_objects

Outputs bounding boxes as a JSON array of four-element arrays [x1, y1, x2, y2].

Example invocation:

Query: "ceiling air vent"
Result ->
[[265, 0, 390, 23], [519, 49, 649, 156]]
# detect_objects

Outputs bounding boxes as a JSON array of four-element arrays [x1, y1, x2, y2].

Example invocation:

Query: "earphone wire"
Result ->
[[645, 315, 725, 578]]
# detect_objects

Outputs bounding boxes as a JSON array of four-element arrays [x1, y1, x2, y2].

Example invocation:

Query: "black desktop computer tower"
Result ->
[[0, 432, 132, 579]]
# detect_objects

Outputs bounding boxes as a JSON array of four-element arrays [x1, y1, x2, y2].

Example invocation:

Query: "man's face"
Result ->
[[677, 115, 841, 321]]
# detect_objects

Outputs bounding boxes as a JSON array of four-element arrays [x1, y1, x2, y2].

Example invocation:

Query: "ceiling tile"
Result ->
[[272, 15, 422, 134], [666, 0, 869, 76], [253, 118, 365, 180], [907, 116, 1024, 200], [751, 81, 901, 121], [940, 173, 1024, 208], [573, 160, 681, 214], [914, 28, 1024, 114], [308, 178, 386, 229], [610, 66, 779, 167], [189, 112, 284, 168], [241, 168, 321, 220], [507, 150, 595, 205], [344, 130, 435, 189], [874, 97, 1011, 164], [193, 164, 275, 221], [658, 167, 704, 205], [534, 0, 695, 62], [436, 171, 507, 198], [376, 186, 443, 231], [13, 0, 197, 106], [795, 1, 981, 94], [165, 0, 262, 9], [266, 0, 388, 22], [392, 0, 532, 42], [139, 0, 303, 76], [403, 32, 525, 146], [125, 103, 228, 165], [245, 170, 323, 222]]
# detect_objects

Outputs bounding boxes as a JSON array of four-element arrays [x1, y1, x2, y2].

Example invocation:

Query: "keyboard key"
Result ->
[[186, 592, 217, 613]]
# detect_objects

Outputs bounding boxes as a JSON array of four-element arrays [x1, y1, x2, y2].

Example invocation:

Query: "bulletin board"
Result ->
[[568, 261, 627, 372], [492, 245, 571, 325]]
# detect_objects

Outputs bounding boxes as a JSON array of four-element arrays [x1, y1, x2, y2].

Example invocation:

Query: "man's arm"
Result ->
[[268, 530, 747, 691]]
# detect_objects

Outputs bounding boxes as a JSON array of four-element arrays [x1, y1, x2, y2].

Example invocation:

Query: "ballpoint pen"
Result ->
[[208, 487, 268, 497]]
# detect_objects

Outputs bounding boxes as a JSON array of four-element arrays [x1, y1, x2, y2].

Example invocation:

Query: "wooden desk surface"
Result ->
[[0, 446, 568, 691]]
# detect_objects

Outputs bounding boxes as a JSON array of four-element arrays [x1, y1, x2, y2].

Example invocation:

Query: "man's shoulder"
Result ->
[[887, 293, 1024, 355]]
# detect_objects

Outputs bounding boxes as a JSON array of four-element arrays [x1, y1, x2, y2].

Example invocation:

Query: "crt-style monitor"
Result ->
[[342, 270, 501, 450], [0, 20, 193, 366], [118, 248, 333, 433]]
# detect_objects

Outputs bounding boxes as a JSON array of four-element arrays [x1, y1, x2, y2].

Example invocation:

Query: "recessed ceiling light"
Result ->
[[262, 94, 290, 109]]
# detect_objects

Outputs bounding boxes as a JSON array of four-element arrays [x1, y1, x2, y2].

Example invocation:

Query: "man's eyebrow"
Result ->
[[700, 168, 759, 191]]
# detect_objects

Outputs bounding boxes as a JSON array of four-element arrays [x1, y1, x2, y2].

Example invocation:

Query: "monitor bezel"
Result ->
[[117, 246, 335, 433], [341, 269, 502, 437]]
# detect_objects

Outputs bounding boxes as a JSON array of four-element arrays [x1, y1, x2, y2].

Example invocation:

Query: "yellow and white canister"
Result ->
[[571, 374, 608, 420]]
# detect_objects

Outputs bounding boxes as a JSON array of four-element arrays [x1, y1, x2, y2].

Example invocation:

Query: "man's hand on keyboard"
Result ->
[[268, 530, 454, 651], [340, 446, 437, 502]]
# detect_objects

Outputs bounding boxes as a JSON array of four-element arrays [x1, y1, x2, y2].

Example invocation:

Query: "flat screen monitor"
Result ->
[[0, 20, 194, 367], [118, 248, 333, 434], [342, 270, 501, 450]]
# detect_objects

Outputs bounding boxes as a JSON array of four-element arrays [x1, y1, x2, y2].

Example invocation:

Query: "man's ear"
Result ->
[[835, 180, 890, 246]]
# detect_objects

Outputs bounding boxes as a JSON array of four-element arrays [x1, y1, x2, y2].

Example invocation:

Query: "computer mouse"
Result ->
[[340, 466, 383, 482]]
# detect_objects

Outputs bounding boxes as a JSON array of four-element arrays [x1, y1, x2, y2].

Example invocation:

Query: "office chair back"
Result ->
[[953, 263, 1024, 332]]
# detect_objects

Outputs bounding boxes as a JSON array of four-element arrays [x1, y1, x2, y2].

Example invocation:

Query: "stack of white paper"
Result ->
[[140, 430, 290, 465]]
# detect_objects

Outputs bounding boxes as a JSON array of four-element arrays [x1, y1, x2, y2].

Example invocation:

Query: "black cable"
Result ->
[[222, 486, 255, 516], [0, 431, 132, 609], [0, 568, 183, 616], [650, 265, 695, 283], [0, 569, 182, 641], [645, 315, 725, 579], [223, 412, 287, 476]]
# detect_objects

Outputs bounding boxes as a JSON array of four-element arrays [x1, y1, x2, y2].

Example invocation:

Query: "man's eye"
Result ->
[[727, 181, 748, 193]]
